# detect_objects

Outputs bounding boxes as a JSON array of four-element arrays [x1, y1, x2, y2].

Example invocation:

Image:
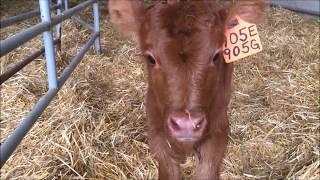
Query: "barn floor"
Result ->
[[1, 1, 319, 179]]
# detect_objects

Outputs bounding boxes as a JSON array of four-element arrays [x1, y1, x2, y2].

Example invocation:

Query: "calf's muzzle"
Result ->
[[167, 110, 207, 142]]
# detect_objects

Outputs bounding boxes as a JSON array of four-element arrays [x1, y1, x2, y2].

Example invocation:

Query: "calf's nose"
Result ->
[[167, 111, 207, 142]]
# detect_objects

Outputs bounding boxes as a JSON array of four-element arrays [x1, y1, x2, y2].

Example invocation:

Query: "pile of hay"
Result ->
[[1, 1, 319, 179]]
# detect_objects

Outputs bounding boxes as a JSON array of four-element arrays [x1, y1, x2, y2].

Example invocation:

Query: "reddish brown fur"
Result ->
[[108, 0, 267, 179]]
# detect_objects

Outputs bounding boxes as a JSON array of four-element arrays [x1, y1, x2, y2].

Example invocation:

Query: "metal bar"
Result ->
[[1, 10, 39, 28], [58, 32, 98, 86], [0, 22, 50, 57], [56, 0, 62, 52], [72, 16, 94, 30], [0, 0, 97, 57], [51, 0, 98, 26], [92, 1, 101, 53], [0, 4, 61, 28], [0, 33, 98, 168], [270, 2, 320, 17], [0, 39, 59, 85], [39, 0, 58, 89], [64, 0, 69, 10], [0, 88, 58, 168]]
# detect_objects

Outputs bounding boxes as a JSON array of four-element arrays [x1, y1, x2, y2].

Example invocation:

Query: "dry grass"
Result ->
[[1, 1, 319, 179]]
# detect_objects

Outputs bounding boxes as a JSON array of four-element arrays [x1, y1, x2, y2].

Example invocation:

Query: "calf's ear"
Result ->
[[108, 0, 144, 37], [224, 0, 268, 24]]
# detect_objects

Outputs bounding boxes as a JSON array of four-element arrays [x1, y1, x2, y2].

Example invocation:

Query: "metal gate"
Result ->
[[0, 0, 101, 167]]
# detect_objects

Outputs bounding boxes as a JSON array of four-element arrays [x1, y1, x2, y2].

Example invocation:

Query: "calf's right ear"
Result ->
[[224, 0, 268, 24], [108, 0, 144, 37]]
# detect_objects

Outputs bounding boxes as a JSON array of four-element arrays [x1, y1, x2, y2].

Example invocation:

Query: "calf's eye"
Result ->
[[147, 55, 156, 65]]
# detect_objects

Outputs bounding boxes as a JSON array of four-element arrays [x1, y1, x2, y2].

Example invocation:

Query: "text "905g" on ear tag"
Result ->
[[223, 16, 263, 63]]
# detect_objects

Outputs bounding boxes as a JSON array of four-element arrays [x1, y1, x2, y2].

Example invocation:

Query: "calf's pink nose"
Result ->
[[167, 111, 207, 142]]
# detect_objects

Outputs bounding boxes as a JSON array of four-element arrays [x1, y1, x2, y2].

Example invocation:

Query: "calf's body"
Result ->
[[109, 0, 266, 179]]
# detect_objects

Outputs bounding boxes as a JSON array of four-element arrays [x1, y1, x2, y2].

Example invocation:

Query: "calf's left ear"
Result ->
[[108, 0, 144, 38], [225, 0, 268, 24]]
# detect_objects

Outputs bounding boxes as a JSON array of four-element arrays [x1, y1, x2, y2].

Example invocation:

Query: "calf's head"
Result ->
[[109, 0, 266, 143]]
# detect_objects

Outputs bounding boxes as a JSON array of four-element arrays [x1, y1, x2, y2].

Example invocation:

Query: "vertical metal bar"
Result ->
[[56, 0, 62, 52], [39, 0, 58, 89], [92, 1, 101, 53], [64, 0, 69, 10]]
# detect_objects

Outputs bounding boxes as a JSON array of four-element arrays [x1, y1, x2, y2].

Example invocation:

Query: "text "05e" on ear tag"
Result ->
[[223, 16, 263, 63]]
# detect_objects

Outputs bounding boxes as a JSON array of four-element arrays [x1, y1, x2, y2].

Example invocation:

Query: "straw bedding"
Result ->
[[0, 0, 319, 179]]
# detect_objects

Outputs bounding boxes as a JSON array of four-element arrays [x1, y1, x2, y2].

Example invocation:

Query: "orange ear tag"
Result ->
[[223, 16, 263, 63]]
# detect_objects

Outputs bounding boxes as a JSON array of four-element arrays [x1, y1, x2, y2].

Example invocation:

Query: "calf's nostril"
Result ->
[[193, 118, 204, 130], [194, 122, 201, 129], [170, 118, 180, 130]]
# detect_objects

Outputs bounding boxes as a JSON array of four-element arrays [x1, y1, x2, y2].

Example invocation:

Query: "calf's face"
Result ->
[[109, 0, 266, 144], [141, 2, 228, 143]]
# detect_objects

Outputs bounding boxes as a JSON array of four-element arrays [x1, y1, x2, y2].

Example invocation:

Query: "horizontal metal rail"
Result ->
[[0, 32, 99, 168], [0, 0, 98, 57], [269, 1, 320, 17], [0, 22, 50, 57], [0, 4, 61, 28], [59, 32, 98, 86], [51, 0, 97, 26], [0, 39, 60, 85], [72, 16, 94, 30]]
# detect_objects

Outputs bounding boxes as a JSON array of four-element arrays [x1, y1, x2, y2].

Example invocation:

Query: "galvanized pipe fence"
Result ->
[[0, 0, 101, 168]]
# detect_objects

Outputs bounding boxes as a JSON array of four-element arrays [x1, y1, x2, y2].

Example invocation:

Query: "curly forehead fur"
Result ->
[[139, 1, 226, 62], [160, 1, 224, 37]]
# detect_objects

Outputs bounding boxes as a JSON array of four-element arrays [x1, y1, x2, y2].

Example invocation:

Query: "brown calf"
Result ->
[[109, 0, 267, 179]]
